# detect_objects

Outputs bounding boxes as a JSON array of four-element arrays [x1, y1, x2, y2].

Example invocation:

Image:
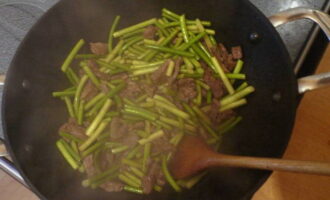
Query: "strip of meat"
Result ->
[[90, 42, 108, 55], [83, 155, 96, 177], [176, 78, 197, 102], [210, 46, 229, 73], [143, 25, 158, 40], [226, 54, 236, 71], [207, 100, 236, 125], [151, 60, 171, 84], [202, 63, 225, 99], [142, 162, 161, 194], [98, 149, 115, 171], [152, 135, 175, 155], [119, 80, 142, 99], [99, 82, 110, 94], [81, 80, 98, 101], [59, 118, 87, 139], [139, 82, 156, 97], [100, 181, 124, 192], [110, 117, 129, 139], [231, 46, 243, 60], [218, 43, 238, 71], [87, 60, 111, 81]]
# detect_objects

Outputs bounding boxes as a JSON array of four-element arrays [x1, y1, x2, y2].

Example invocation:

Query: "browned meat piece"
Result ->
[[207, 100, 236, 125], [90, 42, 108, 55], [176, 78, 197, 102], [83, 155, 96, 177], [119, 80, 142, 99], [217, 109, 236, 124], [202, 64, 225, 99], [218, 43, 237, 71], [139, 82, 156, 97], [100, 181, 124, 192], [128, 122, 145, 131], [218, 43, 229, 57], [110, 72, 128, 81], [120, 133, 139, 147], [59, 118, 87, 139], [226, 54, 236, 71], [87, 60, 111, 81], [231, 46, 243, 60], [152, 136, 175, 155], [142, 162, 161, 194], [110, 117, 129, 139], [98, 150, 115, 171], [168, 57, 183, 85], [151, 60, 170, 84], [143, 25, 158, 40], [210, 46, 229, 73], [81, 80, 98, 101], [99, 82, 110, 93], [156, 171, 166, 186]]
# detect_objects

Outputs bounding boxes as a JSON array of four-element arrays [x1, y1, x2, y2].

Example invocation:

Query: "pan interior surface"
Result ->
[[2, 0, 297, 199]]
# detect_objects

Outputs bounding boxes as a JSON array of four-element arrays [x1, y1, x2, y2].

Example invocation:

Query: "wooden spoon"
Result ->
[[170, 135, 330, 179]]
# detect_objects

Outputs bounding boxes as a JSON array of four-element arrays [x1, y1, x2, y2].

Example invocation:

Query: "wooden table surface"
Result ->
[[253, 45, 330, 200], [1, 47, 330, 200]]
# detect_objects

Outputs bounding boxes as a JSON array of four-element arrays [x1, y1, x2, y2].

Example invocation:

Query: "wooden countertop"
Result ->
[[253, 45, 330, 200], [1, 47, 330, 200]]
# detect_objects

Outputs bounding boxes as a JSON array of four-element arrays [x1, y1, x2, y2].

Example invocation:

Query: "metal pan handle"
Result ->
[[0, 75, 28, 188], [269, 7, 330, 94], [0, 140, 28, 187]]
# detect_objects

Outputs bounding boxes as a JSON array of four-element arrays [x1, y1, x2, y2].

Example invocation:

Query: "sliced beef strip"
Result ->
[[87, 60, 111, 81], [152, 135, 175, 155], [202, 63, 225, 99], [119, 80, 142, 99], [231, 46, 243, 60], [156, 171, 166, 186], [100, 181, 124, 192], [128, 122, 145, 131], [90, 42, 108, 56], [139, 82, 156, 97], [99, 81, 110, 93], [81, 80, 98, 101], [210, 46, 229, 73], [59, 118, 87, 139], [110, 72, 128, 81], [226, 54, 236, 71], [207, 100, 236, 125], [143, 25, 158, 40], [98, 150, 115, 171], [151, 60, 171, 84], [168, 57, 183, 85], [110, 117, 129, 139], [83, 155, 96, 177], [176, 78, 197, 102], [218, 43, 229, 57], [142, 161, 161, 194], [216, 109, 236, 124], [218, 43, 237, 72], [119, 133, 139, 147]]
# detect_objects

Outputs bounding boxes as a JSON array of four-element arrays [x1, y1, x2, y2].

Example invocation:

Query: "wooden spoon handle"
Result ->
[[208, 154, 330, 176]]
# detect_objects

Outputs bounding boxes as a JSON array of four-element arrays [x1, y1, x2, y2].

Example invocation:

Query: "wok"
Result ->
[[0, 0, 330, 199]]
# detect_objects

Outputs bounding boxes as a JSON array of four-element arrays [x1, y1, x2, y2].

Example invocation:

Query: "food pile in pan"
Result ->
[[53, 8, 254, 194]]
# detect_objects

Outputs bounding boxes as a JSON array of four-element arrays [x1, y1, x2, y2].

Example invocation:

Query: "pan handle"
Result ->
[[0, 140, 28, 188], [269, 8, 330, 94], [0, 75, 28, 188]]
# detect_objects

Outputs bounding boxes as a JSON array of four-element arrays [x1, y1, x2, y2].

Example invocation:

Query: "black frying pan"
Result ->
[[1, 0, 329, 199]]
